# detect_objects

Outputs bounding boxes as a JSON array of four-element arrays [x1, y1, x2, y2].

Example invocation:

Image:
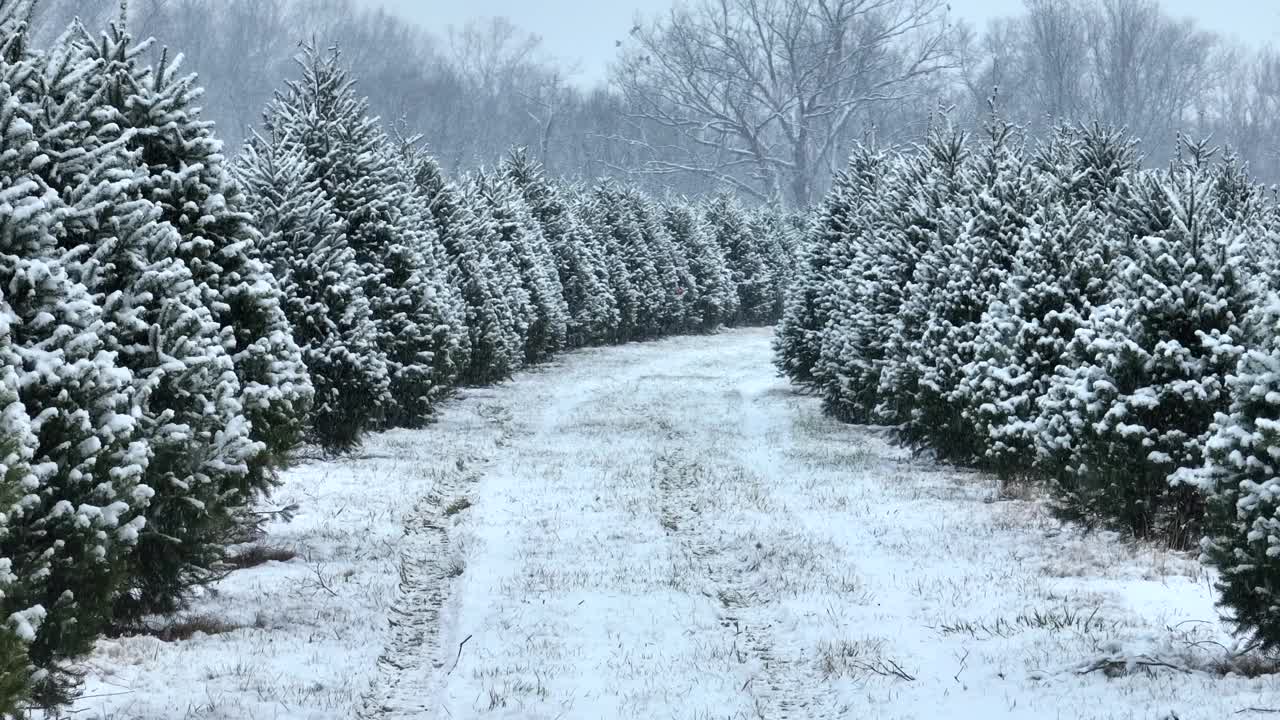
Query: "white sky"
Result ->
[[376, 0, 1279, 85]]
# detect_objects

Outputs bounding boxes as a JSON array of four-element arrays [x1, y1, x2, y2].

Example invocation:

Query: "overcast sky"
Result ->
[[377, 0, 1279, 85]]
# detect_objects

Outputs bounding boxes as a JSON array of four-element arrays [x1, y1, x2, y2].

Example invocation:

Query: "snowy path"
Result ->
[[360, 328, 1277, 720], [70, 328, 1279, 719]]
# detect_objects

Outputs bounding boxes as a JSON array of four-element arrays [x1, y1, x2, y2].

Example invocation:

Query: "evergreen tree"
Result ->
[[667, 209, 704, 335], [32, 27, 258, 621], [1254, 203, 1280, 292], [407, 151, 526, 384], [500, 150, 611, 347], [553, 206, 618, 347], [474, 172, 567, 364], [387, 144, 471, 398], [624, 188, 686, 335], [1210, 149, 1262, 225], [869, 126, 970, 427], [705, 193, 771, 325], [750, 207, 798, 323], [960, 124, 1138, 480], [73, 21, 311, 495], [0, 260, 148, 706], [662, 201, 734, 333], [264, 46, 467, 427], [0, 316, 35, 714], [898, 119, 1033, 461], [1199, 291, 1280, 649], [0, 32, 149, 700], [1036, 140, 1256, 546], [601, 184, 663, 338], [1049, 123, 1142, 210], [234, 131, 390, 451], [777, 146, 887, 391], [958, 201, 1112, 480], [581, 183, 646, 342]]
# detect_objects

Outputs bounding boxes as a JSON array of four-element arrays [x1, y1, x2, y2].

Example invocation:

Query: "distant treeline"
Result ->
[[27, 0, 1280, 205]]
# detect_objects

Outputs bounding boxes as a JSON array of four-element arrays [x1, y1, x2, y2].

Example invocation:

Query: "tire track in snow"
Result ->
[[653, 375, 835, 719], [358, 402, 511, 719], [357, 487, 456, 719]]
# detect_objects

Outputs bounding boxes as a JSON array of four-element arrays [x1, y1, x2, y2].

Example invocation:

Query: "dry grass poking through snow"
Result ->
[[63, 328, 1280, 719]]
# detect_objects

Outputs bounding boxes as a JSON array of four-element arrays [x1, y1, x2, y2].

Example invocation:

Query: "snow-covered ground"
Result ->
[[67, 328, 1279, 719]]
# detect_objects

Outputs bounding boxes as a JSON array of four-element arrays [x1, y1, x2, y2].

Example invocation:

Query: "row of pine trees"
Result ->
[[776, 115, 1280, 651], [0, 4, 795, 713]]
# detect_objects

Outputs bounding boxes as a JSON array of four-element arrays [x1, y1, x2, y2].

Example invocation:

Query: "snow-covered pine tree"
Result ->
[[869, 126, 970, 428], [73, 20, 311, 494], [474, 171, 567, 364], [0, 316, 34, 714], [1027, 123, 1078, 191], [705, 193, 772, 326], [1036, 139, 1256, 546], [622, 187, 686, 335], [0, 31, 150, 700], [1053, 123, 1142, 210], [957, 200, 1113, 480], [465, 172, 534, 362], [406, 151, 525, 384], [582, 183, 650, 341], [1210, 149, 1262, 225], [0, 265, 146, 705], [561, 184, 633, 344], [660, 209, 701, 335], [898, 117, 1033, 461], [763, 209, 801, 322], [1210, 149, 1274, 290], [745, 207, 796, 324], [500, 149, 616, 347], [957, 126, 1137, 481], [0, 14, 43, 708], [234, 131, 390, 451], [385, 143, 471, 399], [603, 184, 665, 339], [264, 45, 466, 427], [662, 200, 735, 333], [555, 205, 619, 347], [778, 143, 890, 389], [1253, 196, 1280, 289], [30, 28, 258, 620], [1198, 290, 1280, 649]]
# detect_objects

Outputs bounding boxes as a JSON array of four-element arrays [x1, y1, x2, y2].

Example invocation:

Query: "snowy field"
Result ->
[[66, 328, 1279, 719]]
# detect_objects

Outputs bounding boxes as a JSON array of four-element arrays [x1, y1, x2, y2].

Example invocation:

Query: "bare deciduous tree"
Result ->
[[446, 17, 572, 168], [1202, 46, 1280, 183], [1022, 0, 1089, 124], [956, 0, 1222, 167], [1085, 0, 1215, 151], [612, 0, 956, 205]]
